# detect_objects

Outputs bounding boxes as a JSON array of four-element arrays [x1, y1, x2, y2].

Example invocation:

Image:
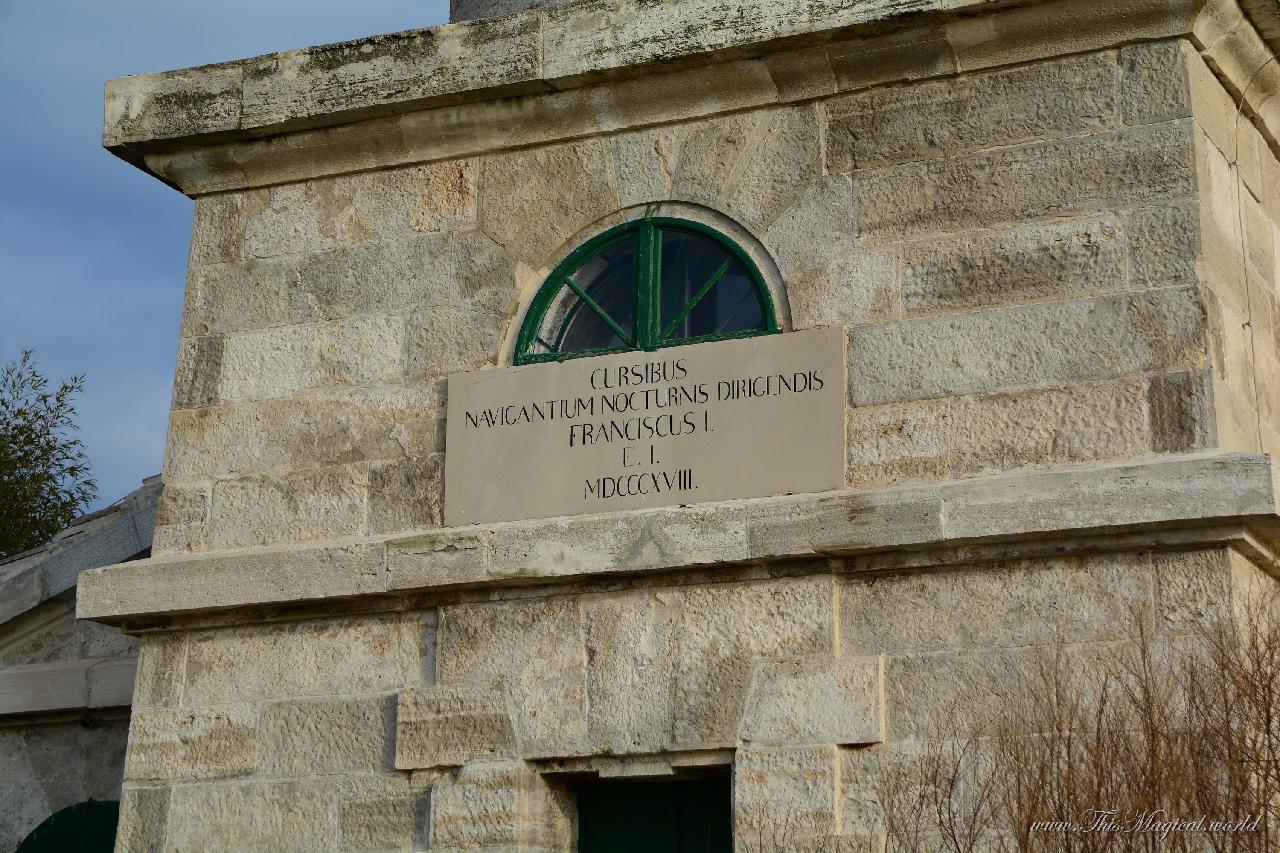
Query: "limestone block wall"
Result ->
[[112, 545, 1266, 849], [154, 37, 1259, 555], [0, 601, 135, 849]]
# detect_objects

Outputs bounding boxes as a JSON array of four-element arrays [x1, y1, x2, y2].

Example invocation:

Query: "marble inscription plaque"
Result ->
[[444, 327, 846, 525]]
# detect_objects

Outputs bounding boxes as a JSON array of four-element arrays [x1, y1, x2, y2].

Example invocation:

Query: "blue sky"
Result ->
[[0, 1, 450, 511]]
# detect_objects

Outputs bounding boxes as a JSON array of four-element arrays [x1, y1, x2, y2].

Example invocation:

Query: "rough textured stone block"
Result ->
[[827, 50, 1118, 171], [239, 16, 540, 129], [403, 304, 506, 376], [735, 746, 839, 843], [673, 107, 821, 233], [339, 774, 431, 851], [367, 455, 445, 536], [851, 121, 1196, 239], [583, 593, 679, 755], [131, 635, 187, 710], [104, 65, 242, 147], [151, 483, 209, 553], [849, 286, 1207, 406], [166, 385, 444, 482], [611, 125, 686, 208], [125, 706, 258, 782], [438, 598, 588, 757], [207, 465, 368, 549], [115, 785, 170, 853], [258, 695, 395, 777], [747, 490, 942, 558], [738, 656, 883, 747], [1155, 547, 1234, 633], [901, 215, 1126, 316], [214, 314, 405, 406], [828, 23, 956, 93], [171, 336, 224, 410], [670, 579, 833, 749], [479, 138, 620, 266], [428, 762, 525, 850], [183, 616, 421, 706], [166, 778, 338, 851], [840, 554, 1154, 656], [395, 685, 518, 769], [1124, 202, 1201, 288]]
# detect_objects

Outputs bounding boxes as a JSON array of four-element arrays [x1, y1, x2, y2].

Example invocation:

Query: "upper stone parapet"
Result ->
[[450, 0, 581, 22]]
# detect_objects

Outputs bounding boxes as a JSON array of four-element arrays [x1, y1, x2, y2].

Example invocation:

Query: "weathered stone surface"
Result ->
[[166, 778, 338, 851], [152, 483, 209, 553], [738, 656, 883, 746], [762, 174, 853, 285], [166, 385, 444, 482], [1148, 369, 1214, 453], [338, 774, 431, 851], [258, 695, 395, 777], [104, 65, 242, 147], [438, 598, 588, 757], [1155, 547, 1235, 632], [841, 554, 1154, 656], [207, 465, 368, 549], [479, 138, 619, 266], [787, 241, 900, 329], [827, 50, 1118, 171], [239, 16, 540, 130], [115, 785, 170, 853], [428, 761, 525, 850], [583, 593, 679, 755], [849, 286, 1207, 406], [367, 455, 445, 536], [404, 304, 506, 376], [171, 335, 224, 410], [124, 706, 257, 782], [735, 746, 839, 843], [182, 616, 420, 706], [1124, 202, 1201, 288], [828, 23, 956, 93], [670, 579, 833, 749], [213, 314, 405, 406], [901, 216, 1126, 316], [847, 377, 1163, 487], [748, 489, 941, 558], [673, 107, 821, 233], [132, 635, 187, 710], [395, 685, 517, 770], [451, 0, 579, 21], [850, 121, 1197, 239], [611, 125, 686, 209]]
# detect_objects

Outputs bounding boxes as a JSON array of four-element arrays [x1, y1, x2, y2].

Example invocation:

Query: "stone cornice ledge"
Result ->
[[77, 452, 1280, 625]]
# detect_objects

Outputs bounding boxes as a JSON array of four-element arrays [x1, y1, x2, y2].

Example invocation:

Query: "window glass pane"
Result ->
[[659, 230, 765, 342], [536, 235, 637, 355]]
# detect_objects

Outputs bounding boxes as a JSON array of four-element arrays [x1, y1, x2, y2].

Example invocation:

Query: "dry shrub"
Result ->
[[877, 595, 1280, 852]]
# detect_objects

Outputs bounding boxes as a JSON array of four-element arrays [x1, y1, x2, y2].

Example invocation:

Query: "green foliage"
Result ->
[[0, 350, 98, 559]]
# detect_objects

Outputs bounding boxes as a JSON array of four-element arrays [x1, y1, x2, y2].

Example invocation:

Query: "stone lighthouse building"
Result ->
[[84, 0, 1280, 848]]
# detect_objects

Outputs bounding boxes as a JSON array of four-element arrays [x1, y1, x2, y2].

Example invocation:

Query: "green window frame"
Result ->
[[514, 217, 779, 365]]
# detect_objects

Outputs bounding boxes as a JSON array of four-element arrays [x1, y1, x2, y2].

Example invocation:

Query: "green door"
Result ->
[[16, 800, 119, 853], [577, 777, 732, 853]]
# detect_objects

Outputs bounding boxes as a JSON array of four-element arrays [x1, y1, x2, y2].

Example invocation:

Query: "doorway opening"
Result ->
[[575, 774, 732, 853]]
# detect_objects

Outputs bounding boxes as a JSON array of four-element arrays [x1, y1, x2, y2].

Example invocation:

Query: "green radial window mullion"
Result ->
[[636, 219, 661, 351], [660, 256, 732, 341], [562, 276, 636, 348]]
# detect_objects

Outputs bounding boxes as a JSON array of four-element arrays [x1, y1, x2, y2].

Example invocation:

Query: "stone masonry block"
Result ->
[[738, 655, 884, 747], [583, 593, 679, 755], [673, 107, 821, 234], [849, 286, 1207, 406], [611, 125, 686, 209], [166, 778, 338, 851], [851, 121, 1197, 240], [115, 784, 170, 853], [130, 635, 187, 710], [339, 774, 431, 852], [1154, 547, 1234, 634], [165, 384, 445, 481], [428, 761, 526, 850], [1123, 202, 1201, 289], [901, 215, 1126, 316], [395, 684, 518, 770], [207, 465, 368, 549], [183, 616, 421, 706], [839, 554, 1154, 657], [367, 454, 445, 536], [403, 304, 506, 376], [826, 50, 1118, 171], [735, 745, 840, 844], [670, 579, 833, 750], [189, 192, 248, 267], [103, 65, 242, 147], [214, 314, 405, 406], [479, 138, 620, 267], [438, 598, 588, 758], [124, 706, 257, 783], [257, 695, 395, 777]]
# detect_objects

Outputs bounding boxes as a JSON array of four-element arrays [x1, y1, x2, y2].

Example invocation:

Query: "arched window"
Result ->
[[16, 800, 119, 853], [515, 218, 778, 364]]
